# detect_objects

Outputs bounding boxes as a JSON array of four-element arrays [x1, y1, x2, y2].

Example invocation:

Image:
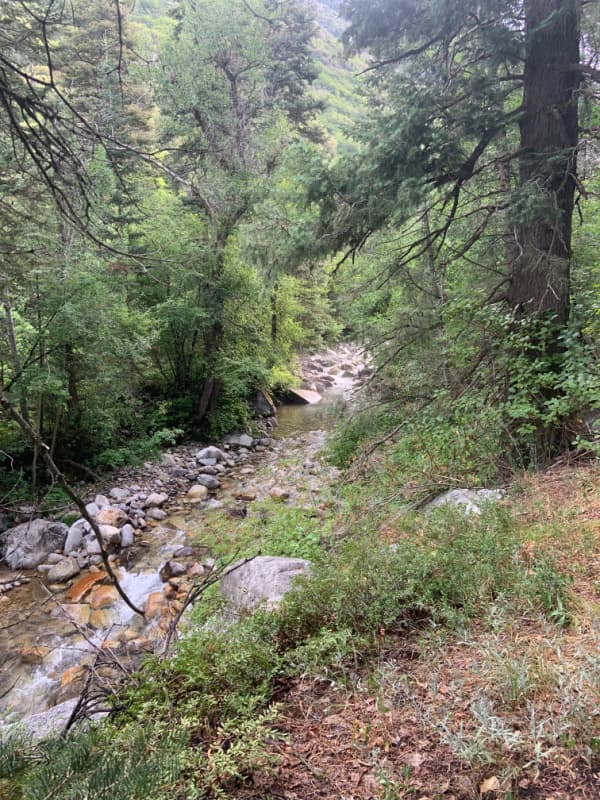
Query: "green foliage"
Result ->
[[0, 725, 181, 800]]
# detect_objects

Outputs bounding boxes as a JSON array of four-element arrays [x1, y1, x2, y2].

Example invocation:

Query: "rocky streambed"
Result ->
[[0, 344, 369, 734]]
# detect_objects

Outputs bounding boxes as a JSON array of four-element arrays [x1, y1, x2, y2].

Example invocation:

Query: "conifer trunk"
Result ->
[[509, 0, 580, 324]]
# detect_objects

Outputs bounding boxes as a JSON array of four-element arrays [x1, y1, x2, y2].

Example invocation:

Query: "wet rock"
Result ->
[[186, 484, 209, 502], [46, 557, 80, 583], [89, 584, 118, 609], [96, 507, 128, 528], [425, 488, 505, 516], [63, 603, 91, 626], [221, 556, 310, 610], [89, 609, 111, 629], [145, 492, 168, 508], [1, 519, 68, 569], [173, 546, 194, 559], [195, 474, 221, 491], [159, 560, 187, 581], [223, 433, 254, 449], [120, 523, 135, 548], [20, 645, 50, 664], [66, 571, 107, 602], [145, 590, 166, 620]]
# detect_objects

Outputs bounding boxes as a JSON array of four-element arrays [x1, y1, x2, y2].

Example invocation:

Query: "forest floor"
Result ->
[[238, 465, 600, 800]]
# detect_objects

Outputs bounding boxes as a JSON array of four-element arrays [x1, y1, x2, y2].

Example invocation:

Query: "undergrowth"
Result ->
[[0, 501, 574, 799]]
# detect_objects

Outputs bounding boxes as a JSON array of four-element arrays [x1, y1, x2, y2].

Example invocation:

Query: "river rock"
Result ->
[[109, 487, 130, 502], [64, 519, 88, 554], [173, 546, 194, 559], [94, 494, 110, 508], [195, 474, 221, 491], [147, 508, 167, 521], [223, 433, 254, 449], [144, 492, 168, 508], [85, 502, 100, 518], [46, 552, 64, 565], [1, 519, 68, 569], [269, 487, 290, 501], [20, 645, 50, 665], [99, 524, 121, 545], [196, 446, 228, 462], [66, 571, 107, 602], [220, 556, 310, 610], [46, 557, 80, 583], [22, 698, 79, 740], [425, 488, 506, 515], [96, 507, 128, 527], [159, 560, 187, 581], [89, 584, 118, 609], [120, 524, 135, 548], [186, 484, 209, 502]]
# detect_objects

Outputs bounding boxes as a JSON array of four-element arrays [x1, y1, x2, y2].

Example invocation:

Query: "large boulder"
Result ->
[[253, 388, 276, 417], [220, 556, 310, 611], [1, 519, 68, 569], [425, 488, 505, 516]]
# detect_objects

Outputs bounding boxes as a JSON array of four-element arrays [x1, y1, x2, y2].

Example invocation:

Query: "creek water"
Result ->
[[0, 344, 366, 727]]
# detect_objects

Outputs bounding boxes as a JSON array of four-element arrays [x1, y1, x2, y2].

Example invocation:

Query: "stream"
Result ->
[[0, 344, 368, 733]]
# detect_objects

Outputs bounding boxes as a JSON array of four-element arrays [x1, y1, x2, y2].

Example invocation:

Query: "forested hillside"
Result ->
[[0, 2, 599, 799]]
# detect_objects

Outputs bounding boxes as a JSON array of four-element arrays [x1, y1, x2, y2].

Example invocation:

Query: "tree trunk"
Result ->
[[509, 0, 580, 324]]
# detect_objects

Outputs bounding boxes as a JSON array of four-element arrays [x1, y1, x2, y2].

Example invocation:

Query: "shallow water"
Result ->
[[0, 345, 367, 723]]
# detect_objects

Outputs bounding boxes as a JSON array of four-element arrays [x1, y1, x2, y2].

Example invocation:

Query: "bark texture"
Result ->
[[510, 0, 580, 323]]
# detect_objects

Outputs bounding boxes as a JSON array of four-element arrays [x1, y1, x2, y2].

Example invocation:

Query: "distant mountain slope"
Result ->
[[309, 0, 364, 154]]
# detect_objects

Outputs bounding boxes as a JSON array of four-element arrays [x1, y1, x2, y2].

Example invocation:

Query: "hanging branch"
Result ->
[[0, 388, 145, 617]]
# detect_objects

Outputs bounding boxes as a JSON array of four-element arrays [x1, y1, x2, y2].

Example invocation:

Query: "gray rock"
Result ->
[[63, 519, 88, 554], [1, 520, 68, 569], [22, 699, 78, 740], [84, 537, 102, 555], [85, 502, 100, 519], [120, 524, 135, 548], [109, 487, 130, 502], [253, 388, 276, 417], [159, 560, 186, 581], [173, 546, 194, 559], [93, 494, 110, 508], [46, 557, 80, 583], [223, 433, 254, 449], [198, 458, 217, 467], [198, 465, 218, 475], [426, 488, 506, 516], [195, 474, 221, 491], [144, 492, 168, 508], [147, 508, 167, 521], [220, 556, 310, 611], [195, 446, 228, 463], [46, 553, 64, 565]]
